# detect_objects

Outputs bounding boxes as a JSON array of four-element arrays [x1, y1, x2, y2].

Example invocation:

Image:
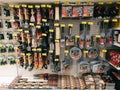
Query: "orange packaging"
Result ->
[[62, 6, 72, 18], [83, 6, 93, 17], [72, 6, 83, 17]]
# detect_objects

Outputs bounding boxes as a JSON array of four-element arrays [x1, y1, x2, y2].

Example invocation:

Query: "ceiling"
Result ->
[[0, 0, 119, 4]]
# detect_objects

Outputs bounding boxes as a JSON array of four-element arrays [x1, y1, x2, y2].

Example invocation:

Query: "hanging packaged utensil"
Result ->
[[21, 52, 28, 69], [26, 53, 33, 71], [72, 4, 83, 18], [60, 24, 65, 47], [6, 44, 14, 52], [0, 44, 6, 53], [4, 8, 10, 17], [42, 53, 48, 69], [38, 50, 43, 70], [18, 7, 23, 28], [66, 24, 74, 46], [25, 30, 31, 52], [36, 8, 41, 25], [33, 48, 38, 69], [8, 56, 16, 65], [5, 20, 12, 29], [0, 33, 4, 40], [0, 19, 3, 28], [62, 3, 72, 18], [31, 27, 37, 48], [48, 5, 54, 20], [54, 23, 60, 39], [79, 22, 86, 49], [69, 35, 82, 60], [0, 55, 7, 65], [41, 4, 48, 19], [30, 8, 35, 23], [87, 48, 98, 60], [48, 29, 54, 50], [55, 4, 60, 20]]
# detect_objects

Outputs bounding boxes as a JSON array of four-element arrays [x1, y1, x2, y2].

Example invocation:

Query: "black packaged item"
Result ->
[[4, 8, 10, 17], [5, 20, 12, 28]]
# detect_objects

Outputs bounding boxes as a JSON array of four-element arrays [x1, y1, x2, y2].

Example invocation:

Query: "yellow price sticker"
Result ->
[[14, 47, 18, 50], [37, 48, 42, 51], [0, 44, 2, 47], [98, 2, 104, 5], [87, 2, 93, 5], [26, 53, 31, 56], [36, 25, 41, 28], [75, 35, 80, 38], [106, 2, 112, 4], [55, 40, 59, 43], [54, 1, 60, 4], [35, 5, 40, 8], [49, 29, 54, 32], [22, 4, 27, 8], [49, 50, 53, 53], [112, 19, 118, 22], [64, 50, 69, 53], [60, 24, 65, 27], [76, 1, 81, 5], [42, 19, 47, 22], [42, 33, 47, 36], [15, 59, 19, 63], [104, 20, 109, 23], [10, 19, 15, 22], [42, 53, 47, 56], [18, 29, 23, 32], [88, 22, 93, 25], [96, 35, 101, 38], [24, 30, 29, 33], [84, 50, 88, 54], [116, 1, 120, 4], [54, 59, 59, 61], [68, 24, 73, 27], [47, 5, 52, 8], [102, 50, 107, 53], [64, 1, 69, 5], [12, 33, 17, 36], [81, 21, 87, 24], [29, 23, 34, 26], [15, 5, 20, 8], [9, 4, 14, 8], [54, 23, 59, 27], [28, 5, 33, 8], [32, 48, 36, 51], [41, 4, 46, 8], [21, 53, 25, 56]]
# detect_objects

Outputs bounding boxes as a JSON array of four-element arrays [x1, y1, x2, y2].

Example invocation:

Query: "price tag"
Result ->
[[104, 20, 109, 23], [112, 19, 118, 22], [15, 59, 19, 63], [116, 1, 120, 4], [29, 23, 34, 26], [55, 40, 59, 43], [26, 53, 31, 56], [9, 4, 14, 8], [64, 1, 69, 5], [83, 50, 88, 54], [18, 29, 23, 32], [68, 24, 73, 27], [24, 30, 29, 33], [98, 2, 104, 5], [87, 2, 93, 5], [32, 48, 36, 51], [81, 21, 87, 24], [47, 5, 52, 8], [60, 24, 65, 27], [54, 1, 60, 4], [28, 5, 33, 8], [15, 5, 20, 8], [54, 23, 59, 27], [42, 19, 47, 22], [21, 53, 25, 56], [14, 47, 18, 50], [42, 53, 47, 56], [88, 22, 93, 25], [75, 35, 80, 38], [10, 19, 15, 22], [12, 33, 17, 36], [49, 50, 53, 53], [106, 2, 112, 4], [35, 5, 40, 8], [42, 33, 47, 36], [49, 29, 54, 32], [102, 49, 107, 53], [96, 35, 101, 38], [36, 25, 41, 28], [54, 59, 59, 61], [41, 4, 46, 8], [22, 4, 27, 8], [64, 50, 69, 53], [0, 44, 2, 47], [37, 48, 42, 51], [76, 1, 81, 5]]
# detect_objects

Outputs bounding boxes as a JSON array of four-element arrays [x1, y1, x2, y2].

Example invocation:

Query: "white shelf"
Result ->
[[113, 42, 120, 47], [109, 62, 120, 70]]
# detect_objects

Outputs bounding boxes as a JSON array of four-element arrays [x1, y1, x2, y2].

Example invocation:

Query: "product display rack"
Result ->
[[0, 0, 120, 90]]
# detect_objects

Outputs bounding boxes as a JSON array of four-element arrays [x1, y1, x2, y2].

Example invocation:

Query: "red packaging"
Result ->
[[72, 6, 83, 17], [83, 6, 93, 17], [62, 6, 72, 18]]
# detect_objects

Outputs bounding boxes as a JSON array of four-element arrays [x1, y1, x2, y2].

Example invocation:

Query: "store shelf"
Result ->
[[109, 62, 120, 70], [113, 42, 120, 47]]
